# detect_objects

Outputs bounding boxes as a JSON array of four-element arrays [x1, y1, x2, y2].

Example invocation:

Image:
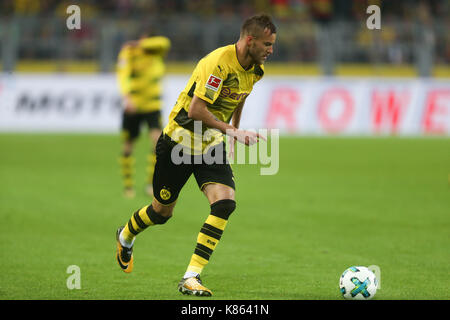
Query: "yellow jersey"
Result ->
[[117, 36, 171, 112], [163, 44, 264, 155]]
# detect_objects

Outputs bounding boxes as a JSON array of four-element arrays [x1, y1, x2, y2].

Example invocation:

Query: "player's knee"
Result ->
[[210, 199, 236, 220], [151, 198, 175, 217], [147, 204, 172, 224]]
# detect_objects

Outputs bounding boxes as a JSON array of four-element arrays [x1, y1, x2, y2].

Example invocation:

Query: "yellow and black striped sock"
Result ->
[[119, 153, 135, 191], [121, 205, 171, 244], [186, 199, 236, 276]]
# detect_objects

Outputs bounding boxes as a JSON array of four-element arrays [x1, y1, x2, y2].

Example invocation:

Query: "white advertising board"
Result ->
[[0, 73, 448, 136]]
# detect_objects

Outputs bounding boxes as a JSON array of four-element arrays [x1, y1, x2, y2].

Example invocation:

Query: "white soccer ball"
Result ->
[[339, 266, 378, 300]]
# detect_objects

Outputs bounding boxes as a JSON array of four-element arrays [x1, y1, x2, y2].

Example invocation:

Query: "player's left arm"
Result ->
[[232, 99, 245, 129], [228, 99, 245, 158]]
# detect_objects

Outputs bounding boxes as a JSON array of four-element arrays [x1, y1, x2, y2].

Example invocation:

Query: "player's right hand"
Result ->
[[229, 129, 266, 146], [124, 97, 137, 114]]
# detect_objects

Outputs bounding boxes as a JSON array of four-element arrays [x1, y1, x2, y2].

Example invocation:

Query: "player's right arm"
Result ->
[[117, 44, 137, 113], [188, 95, 264, 146], [187, 52, 264, 146]]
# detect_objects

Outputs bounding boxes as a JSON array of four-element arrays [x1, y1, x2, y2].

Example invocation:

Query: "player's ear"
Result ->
[[245, 35, 254, 46]]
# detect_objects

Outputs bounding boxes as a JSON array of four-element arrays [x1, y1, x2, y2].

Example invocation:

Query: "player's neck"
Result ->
[[235, 41, 254, 71]]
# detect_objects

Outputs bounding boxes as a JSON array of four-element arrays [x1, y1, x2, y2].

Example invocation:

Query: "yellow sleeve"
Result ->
[[116, 46, 133, 96], [193, 55, 228, 104], [139, 36, 171, 55]]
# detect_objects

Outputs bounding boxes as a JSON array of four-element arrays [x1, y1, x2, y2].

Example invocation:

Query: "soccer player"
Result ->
[[116, 14, 276, 296], [117, 32, 171, 198]]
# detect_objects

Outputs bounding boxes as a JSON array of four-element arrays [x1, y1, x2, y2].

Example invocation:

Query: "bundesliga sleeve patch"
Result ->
[[205, 74, 223, 92]]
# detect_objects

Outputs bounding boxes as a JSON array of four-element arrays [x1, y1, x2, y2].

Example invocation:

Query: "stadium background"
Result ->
[[0, 0, 449, 300]]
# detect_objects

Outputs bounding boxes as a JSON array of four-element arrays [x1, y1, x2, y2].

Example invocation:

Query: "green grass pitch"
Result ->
[[0, 133, 448, 300]]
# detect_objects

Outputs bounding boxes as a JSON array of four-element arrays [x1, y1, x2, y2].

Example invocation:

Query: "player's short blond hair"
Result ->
[[240, 14, 276, 38]]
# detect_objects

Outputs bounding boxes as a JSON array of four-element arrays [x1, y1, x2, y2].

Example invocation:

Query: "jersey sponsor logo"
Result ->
[[219, 87, 249, 101], [205, 74, 223, 91]]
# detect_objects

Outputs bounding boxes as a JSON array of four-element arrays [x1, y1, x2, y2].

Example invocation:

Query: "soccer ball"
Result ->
[[339, 266, 378, 300]]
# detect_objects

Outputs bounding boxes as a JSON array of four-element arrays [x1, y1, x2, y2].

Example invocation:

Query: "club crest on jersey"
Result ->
[[160, 188, 171, 201], [205, 74, 222, 91]]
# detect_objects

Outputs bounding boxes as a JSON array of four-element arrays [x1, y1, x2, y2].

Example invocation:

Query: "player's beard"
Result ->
[[248, 46, 265, 66]]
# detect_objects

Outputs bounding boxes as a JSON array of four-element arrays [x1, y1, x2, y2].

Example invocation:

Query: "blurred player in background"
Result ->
[[117, 31, 171, 198], [116, 14, 276, 296]]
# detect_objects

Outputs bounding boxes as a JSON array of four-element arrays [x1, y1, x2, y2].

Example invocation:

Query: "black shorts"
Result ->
[[153, 134, 235, 205], [121, 110, 162, 141]]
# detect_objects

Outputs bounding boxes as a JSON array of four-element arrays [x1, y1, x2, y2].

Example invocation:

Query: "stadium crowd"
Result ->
[[0, 0, 449, 66]]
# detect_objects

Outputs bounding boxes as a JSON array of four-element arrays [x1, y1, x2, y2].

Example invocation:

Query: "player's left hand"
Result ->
[[230, 129, 266, 146], [228, 136, 236, 160]]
